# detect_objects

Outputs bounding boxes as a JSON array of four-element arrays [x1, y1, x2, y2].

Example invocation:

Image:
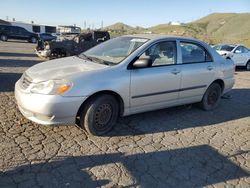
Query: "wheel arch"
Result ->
[[210, 79, 225, 92], [75, 90, 125, 122], [247, 59, 250, 64]]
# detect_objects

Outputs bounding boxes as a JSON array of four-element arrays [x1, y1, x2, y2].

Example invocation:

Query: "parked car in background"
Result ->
[[0, 25, 38, 43], [15, 34, 235, 136], [213, 44, 250, 70], [38, 33, 57, 42], [35, 31, 110, 59]]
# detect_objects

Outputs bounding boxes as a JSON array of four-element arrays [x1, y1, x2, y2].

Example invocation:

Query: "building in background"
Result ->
[[57, 25, 81, 34], [0, 19, 56, 33], [168, 21, 181, 26]]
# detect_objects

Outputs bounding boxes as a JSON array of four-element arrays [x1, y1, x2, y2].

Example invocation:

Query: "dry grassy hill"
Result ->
[[104, 13, 250, 47], [150, 13, 250, 46]]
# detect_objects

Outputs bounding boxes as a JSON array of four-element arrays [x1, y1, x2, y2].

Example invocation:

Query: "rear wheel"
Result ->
[[0, 35, 8, 41], [200, 83, 222, 111], [79, 95, 119, 136], [246, 61, 250, 71]]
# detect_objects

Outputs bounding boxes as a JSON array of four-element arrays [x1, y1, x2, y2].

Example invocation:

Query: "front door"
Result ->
[[130, 41, 181, 114], [232, 46, 247, 66], [234, 46, 250, 66]]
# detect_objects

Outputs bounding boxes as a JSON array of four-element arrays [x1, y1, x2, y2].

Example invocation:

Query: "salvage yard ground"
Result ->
[[0, 40, 249, 188]]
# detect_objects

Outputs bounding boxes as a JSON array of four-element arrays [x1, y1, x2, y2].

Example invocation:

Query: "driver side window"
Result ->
[[242, 47, 249, 53], [140, 41, 177, 67], [235, 46, 243, 53]]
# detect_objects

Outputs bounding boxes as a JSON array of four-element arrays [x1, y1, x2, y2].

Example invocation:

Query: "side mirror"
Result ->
[[133, 58, 152, 68], [234, 50, 241, 54]]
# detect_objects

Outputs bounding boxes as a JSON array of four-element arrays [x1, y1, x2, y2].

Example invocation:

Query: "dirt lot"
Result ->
[[0, 40, 249, 188]]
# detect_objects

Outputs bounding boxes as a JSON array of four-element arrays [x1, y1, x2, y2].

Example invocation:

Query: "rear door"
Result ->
[[130, 40, 182, 113], [18, 28, 31, 40], [178, 41, 216, 103]]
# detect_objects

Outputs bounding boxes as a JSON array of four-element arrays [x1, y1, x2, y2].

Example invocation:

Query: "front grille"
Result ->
[[21, 74, 32, 89]]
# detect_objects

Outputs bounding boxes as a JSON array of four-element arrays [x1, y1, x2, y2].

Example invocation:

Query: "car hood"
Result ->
[[25, 56, 108, 82], [216, 50, 231, 55]]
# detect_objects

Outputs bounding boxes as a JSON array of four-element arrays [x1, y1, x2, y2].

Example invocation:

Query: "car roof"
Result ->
[[216, 44, 241, 47], [124, 34, 199, 41]]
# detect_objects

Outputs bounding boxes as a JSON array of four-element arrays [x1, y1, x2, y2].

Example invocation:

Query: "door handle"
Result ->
[[171, 69, 181, 75], [207, 65, 214, 71]]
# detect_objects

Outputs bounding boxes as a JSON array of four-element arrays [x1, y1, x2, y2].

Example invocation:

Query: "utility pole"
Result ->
[[84, 20, 86, 29], [101, 20, 103, 29]]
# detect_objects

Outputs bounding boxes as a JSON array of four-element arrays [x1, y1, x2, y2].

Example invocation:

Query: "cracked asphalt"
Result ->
[[0, 41, 249, 188]]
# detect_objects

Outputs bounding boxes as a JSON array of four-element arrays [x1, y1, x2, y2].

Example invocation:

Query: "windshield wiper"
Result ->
[[78, 54, 92, 61], [78, 54, 114, 66], [88, 56, 115, 66]]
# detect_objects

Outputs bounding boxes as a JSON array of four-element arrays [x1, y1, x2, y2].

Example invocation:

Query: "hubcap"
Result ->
[[94, 103, 112, 130], [207, 90, 218, 105], [1, 36, 6, 41], [247, 63, 250, 71]]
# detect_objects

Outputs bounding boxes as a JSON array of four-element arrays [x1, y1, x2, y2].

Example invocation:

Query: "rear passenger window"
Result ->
[[180, 42, 212, 64]]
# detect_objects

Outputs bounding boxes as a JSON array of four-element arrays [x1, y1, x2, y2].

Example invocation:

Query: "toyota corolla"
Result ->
[[15, 34, 235, 135]]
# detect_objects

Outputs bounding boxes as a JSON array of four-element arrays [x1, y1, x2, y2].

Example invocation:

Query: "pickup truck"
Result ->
[[35, 31, 110, 59]]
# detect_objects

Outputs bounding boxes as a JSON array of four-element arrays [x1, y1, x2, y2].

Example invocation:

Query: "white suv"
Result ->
[[213, 44, 250, 70]]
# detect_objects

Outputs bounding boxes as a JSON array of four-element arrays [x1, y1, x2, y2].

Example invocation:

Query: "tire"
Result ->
[[30, 37, 37, 43], [0, 35, 8, 41], [200, 83, 222, 111], [79, 94, 119, 136], [50, 49, 66, 59], [246, 61, 250, 71], [50, 50, 59, 59]]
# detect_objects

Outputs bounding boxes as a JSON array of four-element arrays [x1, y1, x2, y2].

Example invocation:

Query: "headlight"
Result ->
[[30, 80, 73, 95], [45, 44, 50, 50]]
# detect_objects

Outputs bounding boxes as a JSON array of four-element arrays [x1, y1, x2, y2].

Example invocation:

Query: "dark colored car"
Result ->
[[35, 31, 110, 59], [39, 33, 57, 42], [0, 25, 38, 43]]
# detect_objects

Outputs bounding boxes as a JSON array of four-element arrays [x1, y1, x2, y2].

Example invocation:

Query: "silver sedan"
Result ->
[[15, 34, 235, 135]]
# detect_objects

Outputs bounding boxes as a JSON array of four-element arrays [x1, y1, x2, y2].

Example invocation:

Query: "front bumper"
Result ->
[[35, 49, 51, 58], [15, 80, 87, 125]]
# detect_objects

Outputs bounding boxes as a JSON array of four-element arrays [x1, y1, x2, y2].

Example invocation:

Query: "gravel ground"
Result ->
[[0, 41, 249, 188]]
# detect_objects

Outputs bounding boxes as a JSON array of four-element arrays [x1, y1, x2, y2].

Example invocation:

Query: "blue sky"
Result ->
[[0, 0, 249, 28]]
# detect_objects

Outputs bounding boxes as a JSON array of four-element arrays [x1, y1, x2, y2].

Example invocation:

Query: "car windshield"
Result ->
[[213, 45, 235, 52], [79, 37, 149, 65]]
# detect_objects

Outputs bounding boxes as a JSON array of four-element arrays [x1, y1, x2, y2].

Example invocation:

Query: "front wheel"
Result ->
[[200, 83, 222, 111], [79, 95, 119, 136], [246, 61, 250, 71], [0, 35, 8, 41]]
